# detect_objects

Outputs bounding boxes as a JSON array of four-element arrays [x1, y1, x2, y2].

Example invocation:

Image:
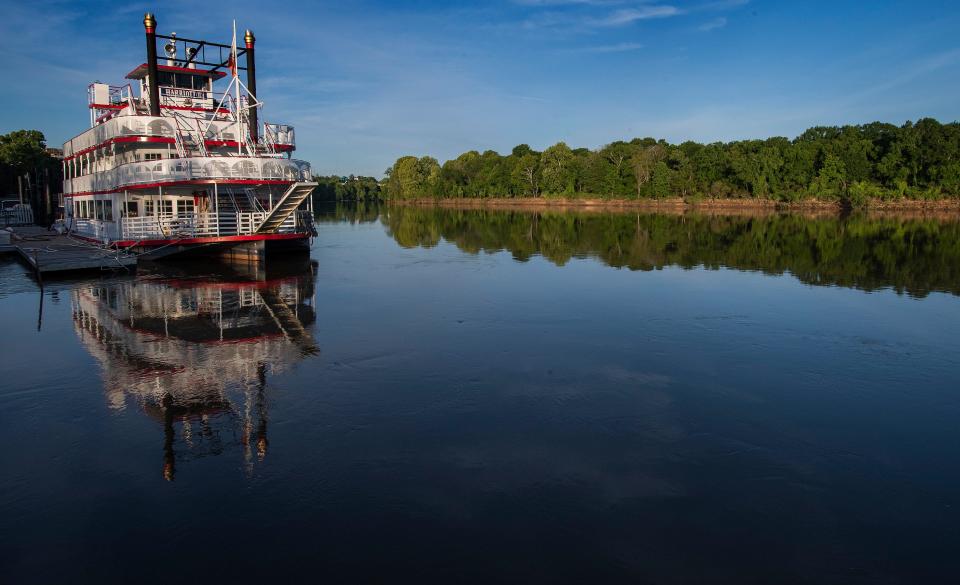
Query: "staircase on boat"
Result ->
[[171, 112, 209, 158], [255, 182, 317, 234], [210, 182, 315, 236]]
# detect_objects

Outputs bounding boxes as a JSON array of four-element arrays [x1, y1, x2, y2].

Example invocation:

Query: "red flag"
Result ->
[[230, 21, 238, 77]]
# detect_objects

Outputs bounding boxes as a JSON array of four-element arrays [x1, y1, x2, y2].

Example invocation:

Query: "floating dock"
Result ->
[[2, 226, 137, 275]]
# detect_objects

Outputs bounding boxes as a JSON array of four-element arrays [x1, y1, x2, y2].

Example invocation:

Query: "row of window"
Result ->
[[74, 199, 114, 221], [142, 200, 195, 216], [156, 72, 212, 91], [65, 152, 168, 179], [71, 198, 195, 221]]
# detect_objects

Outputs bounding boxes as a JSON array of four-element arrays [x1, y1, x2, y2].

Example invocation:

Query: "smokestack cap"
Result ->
[[244, 29, 256, 48], [144, 13, 156, 33]]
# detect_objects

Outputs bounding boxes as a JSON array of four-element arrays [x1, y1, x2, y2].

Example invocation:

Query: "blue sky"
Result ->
[[2, 0, 959, 176]]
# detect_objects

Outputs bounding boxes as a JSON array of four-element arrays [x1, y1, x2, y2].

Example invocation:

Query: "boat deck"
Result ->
[[3, 226, 137, 275]]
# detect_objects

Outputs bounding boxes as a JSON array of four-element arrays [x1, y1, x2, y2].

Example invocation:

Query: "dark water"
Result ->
[[2, 205, 959, 584]]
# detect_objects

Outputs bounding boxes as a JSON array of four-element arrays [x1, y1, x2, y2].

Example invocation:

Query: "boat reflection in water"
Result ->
[[71, 260, 319, 481]]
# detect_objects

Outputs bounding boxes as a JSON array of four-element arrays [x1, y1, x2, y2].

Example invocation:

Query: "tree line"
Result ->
[[312, 175, 383, 202], [379, 119, 960, 205]]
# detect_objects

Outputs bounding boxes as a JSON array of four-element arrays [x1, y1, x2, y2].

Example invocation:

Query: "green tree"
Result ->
[[0, 130, 49, 172], [512, 153, 540, 197], [650, 161, 672, 199], [631, 144, 666, 198], [811, 153, 848, 199], [540, 142, 575, 195]]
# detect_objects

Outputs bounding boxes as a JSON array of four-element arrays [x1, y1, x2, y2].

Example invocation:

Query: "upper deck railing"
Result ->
[[64, 114, 297, 158], [65, 156, 311, 194]]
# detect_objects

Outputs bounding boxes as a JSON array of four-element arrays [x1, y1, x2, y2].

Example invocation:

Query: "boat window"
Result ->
[[180, 199, 195, 215], [95, 200, 104, 220], [176, 74, 196, 89], [103, 200, 113, 222], [159, 200, 174, 216], [157, 71, 205, 89], [125, 202, 138, 217], [144, 200, 154, 216]]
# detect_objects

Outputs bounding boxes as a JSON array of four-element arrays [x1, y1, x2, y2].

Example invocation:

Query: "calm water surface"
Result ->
[[1, 206, 959, 584]]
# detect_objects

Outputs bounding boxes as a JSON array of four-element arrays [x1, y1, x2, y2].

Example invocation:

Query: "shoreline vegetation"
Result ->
[[316, 118, 960, 209], [383, 196, 960, 214]]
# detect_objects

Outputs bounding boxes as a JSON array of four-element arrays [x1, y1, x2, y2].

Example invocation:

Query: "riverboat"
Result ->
[[62, 13, 316, 260]]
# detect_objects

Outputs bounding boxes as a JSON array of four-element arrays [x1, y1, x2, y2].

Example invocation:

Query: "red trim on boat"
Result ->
[[113, 233, 309, 248], [64, 136, 177, 161], [126, 63, 227, 79], [69, 232, 308, 247], [66, 179, 296, 196], [65, 137, 292, 161], [160, 104, 231, 113]]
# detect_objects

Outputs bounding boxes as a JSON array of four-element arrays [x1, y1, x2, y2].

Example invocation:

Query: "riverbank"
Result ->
[[383, 196, 960, 219]]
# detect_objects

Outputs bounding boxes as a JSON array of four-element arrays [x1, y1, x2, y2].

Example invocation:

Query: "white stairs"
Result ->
[[255, 182, 317, 234], [171, 113, 208, 157]]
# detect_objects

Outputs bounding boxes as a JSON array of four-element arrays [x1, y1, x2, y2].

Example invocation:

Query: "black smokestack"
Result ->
[[144, 13, 161, 117], [245, 29, 258, 145]]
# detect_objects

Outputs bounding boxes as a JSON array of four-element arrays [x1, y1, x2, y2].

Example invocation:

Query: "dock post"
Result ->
[[33, 252, 43, 287], [36, 287, 43, 332]]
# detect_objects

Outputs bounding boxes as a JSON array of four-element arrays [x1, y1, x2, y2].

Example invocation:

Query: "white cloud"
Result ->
[[698, 16, 727, 31], [589, 5, 683, 27], [513, 0, 622, 5], [563, 42, 644, 54]]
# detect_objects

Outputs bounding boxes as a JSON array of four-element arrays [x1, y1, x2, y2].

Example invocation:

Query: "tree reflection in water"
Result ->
[[343, 205, 960, 298]]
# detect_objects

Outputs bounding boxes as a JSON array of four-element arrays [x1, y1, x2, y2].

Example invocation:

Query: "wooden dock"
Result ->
[[3, 226, 137, 275]]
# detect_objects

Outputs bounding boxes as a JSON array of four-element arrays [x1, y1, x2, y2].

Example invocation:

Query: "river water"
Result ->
[[1, 205, 958, 584]]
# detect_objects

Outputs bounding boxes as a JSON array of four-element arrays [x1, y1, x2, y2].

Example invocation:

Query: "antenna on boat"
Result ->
[[202, 19, 265, 157]]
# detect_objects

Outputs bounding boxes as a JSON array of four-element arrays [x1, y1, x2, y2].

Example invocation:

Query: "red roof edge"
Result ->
[[126, 63, 228, 80]]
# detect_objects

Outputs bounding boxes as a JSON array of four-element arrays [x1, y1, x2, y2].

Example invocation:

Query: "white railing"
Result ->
[[1, 205, 34, 227], [238, 212, 267, 235], [65, 156, 312, 194], [64, 115, 297, 157], [70, 218, 119, 241], [119, 211, 298, 240], [264, 123, 295, 148], [65, 116, 176, 157], [121, 212, 221, 240]]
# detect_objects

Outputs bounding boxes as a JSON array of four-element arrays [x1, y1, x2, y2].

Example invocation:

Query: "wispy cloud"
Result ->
[[697, 0, 749, 10], [589, 5, 683, 27], [698, 16, 727, 31], [513, 0, 623, 5], [563, 42, 644, 54], [521, 4, 682, 31], [840, 48, 960, 106]]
